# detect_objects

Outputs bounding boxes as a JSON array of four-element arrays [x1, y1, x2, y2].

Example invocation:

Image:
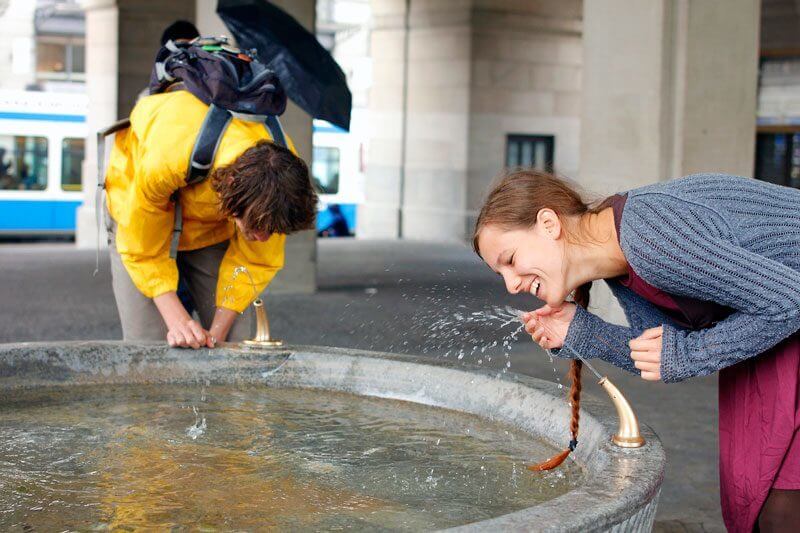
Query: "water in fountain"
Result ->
[[0, 384, 583, 530]]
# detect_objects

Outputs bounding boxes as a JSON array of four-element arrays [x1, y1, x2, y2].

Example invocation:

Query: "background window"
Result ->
[[61, 138, 84, 191], [36, 37, 85, 82], [506, 135, 555, 171], [312, 146, 340, 194], [0, 136, 48, 191], [755, 132, 800, 189], [37, 41, 67, 74]]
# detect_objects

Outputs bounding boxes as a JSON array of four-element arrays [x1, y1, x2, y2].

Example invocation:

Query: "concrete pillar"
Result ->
[[252, 0, 318, 294], [579, 0, 760, 323], [401, 1, 473, 241], [75, 0, 120, 250], [77, 0, 317, 293], [580, 0, 760, 194], [0, 1, 37, 91], [195, 0, 228, 37], [361, 0, 474, 241], [356, 1, 406, 239], [361, 0, 583, 241]]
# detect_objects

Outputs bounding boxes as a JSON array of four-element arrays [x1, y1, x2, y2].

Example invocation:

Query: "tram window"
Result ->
[[0, 136, 48, 191], [61, 138, 84, 191], [312, 146, 340, 194], [506, 135, 555, 171]]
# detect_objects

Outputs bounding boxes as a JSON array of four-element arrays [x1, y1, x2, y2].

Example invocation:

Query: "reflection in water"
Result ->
[[0, 384, 582, 530]]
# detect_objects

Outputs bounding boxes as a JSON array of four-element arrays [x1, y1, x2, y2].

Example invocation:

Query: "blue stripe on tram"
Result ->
[[0, 199, 82, 231]]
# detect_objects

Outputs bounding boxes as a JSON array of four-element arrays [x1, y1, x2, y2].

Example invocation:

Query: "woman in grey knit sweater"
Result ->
[[473, 171, 800, 533]]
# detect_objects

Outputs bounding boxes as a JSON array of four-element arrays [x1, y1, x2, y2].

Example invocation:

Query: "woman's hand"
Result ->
[[522, 303, 577, 350], [629, 327, 663, 381]]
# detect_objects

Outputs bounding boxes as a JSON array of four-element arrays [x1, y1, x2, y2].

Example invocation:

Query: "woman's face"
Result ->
[[477, 210, 570, 306]]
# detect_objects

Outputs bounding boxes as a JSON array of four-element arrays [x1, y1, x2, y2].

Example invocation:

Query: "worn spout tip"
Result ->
[[242, 297, 283, 347], [598, 377, 645, 448]]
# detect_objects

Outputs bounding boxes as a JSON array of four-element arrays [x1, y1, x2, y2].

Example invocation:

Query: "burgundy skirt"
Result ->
[[606, 194, 800, 530], [718, 333, 800, 532]]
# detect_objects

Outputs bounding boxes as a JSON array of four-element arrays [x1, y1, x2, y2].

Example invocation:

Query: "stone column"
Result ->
[[356, 0, 407, 239], [399, 2, 473, 241], [579, 0, 760, 322], [250, 0, 318, 294], [362, 0, 583, 241], [195, 0, 228, 36], [75, 0, 120, 250], [580, 0, 759, 193]]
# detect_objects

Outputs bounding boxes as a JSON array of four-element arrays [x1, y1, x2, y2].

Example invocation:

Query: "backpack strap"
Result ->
[[170, 104, 232, 258], [94, 118, 131, 275], [187, 104, 232, 186], [264, 115, 286, 148], [97, 118, 131, 192]]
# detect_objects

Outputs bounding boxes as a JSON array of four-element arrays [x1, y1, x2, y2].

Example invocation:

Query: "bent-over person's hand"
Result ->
[[154, 291, 215, 349], [167, 318, 213, 349], [629, 326, 663, 381], [522, 303, 577, 350]]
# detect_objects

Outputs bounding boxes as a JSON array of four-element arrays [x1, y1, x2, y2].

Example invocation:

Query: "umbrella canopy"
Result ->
[[217, 0, 352, 131]]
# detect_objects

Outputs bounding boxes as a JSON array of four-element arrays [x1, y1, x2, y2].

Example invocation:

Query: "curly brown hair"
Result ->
[[211, 140, 318, 235]]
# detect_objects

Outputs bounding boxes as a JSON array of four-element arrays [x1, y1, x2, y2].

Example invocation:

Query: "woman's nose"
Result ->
[[504, 273, 522, 294]]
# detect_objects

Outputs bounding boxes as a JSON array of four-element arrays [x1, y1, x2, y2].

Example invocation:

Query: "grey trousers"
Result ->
[[106, 208, 252, 342]]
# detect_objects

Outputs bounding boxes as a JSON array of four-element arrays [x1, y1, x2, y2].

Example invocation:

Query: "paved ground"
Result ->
[[0, 239, 723, 532]]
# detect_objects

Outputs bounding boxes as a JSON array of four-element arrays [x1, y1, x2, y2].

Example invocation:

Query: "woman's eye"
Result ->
[[509, 253, 515, 266]]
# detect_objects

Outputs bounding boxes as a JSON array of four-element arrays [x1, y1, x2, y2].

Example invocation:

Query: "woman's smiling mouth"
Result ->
[[529, 277, 541, 297]]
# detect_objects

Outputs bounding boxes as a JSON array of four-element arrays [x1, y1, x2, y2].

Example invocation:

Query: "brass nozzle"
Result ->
[[598, 377, 645, 448], [242, 298, 283, 347]]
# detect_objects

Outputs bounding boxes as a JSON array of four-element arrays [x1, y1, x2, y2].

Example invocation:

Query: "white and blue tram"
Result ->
[[0, 90, 87, 236], [312, 115, 365, 237]]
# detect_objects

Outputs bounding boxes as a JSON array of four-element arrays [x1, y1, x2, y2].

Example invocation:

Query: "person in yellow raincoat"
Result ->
[[104, 89, 317, 348]]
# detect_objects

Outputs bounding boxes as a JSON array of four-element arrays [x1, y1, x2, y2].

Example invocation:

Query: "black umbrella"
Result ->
[[217, 0, 352, 131]]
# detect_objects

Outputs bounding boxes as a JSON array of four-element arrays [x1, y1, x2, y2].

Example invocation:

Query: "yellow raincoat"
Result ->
[[105, 90, 293, 313]]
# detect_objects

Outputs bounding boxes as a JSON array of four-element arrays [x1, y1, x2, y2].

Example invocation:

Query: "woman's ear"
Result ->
[[536, 208, 562, 239]]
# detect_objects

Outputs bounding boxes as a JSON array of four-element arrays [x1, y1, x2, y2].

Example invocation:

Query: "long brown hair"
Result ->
[[473, 168, 607, 470]]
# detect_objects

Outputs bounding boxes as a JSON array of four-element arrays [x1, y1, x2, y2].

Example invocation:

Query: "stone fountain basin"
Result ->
[[0, 342, 664, 532]]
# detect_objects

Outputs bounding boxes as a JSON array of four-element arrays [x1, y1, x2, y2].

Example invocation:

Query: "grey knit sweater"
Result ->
[[555, 173, 800, 382]]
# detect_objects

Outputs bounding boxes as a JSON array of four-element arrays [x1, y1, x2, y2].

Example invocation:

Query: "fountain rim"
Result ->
[[0, 341, 665, 532]]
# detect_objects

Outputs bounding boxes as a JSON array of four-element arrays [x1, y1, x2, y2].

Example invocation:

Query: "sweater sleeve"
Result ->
[[622, 192, 800, 382], [552, 281, 679, 375]]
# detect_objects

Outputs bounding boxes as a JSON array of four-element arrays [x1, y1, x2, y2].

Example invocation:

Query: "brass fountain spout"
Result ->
[[568, 350, 645, 448], [598, 376, 645, 448], [242, 298, 283, 347], [517, 305, 646, 450]]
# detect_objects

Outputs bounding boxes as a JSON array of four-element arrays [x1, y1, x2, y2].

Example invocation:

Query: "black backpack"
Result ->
[[97, 36, 289, 260]]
